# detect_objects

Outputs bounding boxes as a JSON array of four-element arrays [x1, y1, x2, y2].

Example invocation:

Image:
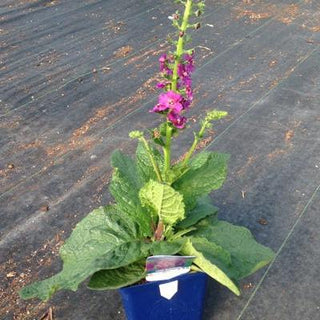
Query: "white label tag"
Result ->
[[159, 280, 178, 300]]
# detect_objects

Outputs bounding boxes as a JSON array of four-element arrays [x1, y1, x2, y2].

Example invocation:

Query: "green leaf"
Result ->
[[166, 162, 189, 184], [173, 152, 229, 208], [204, 221, 275, 277], [110, 150, 152, 236], [182, 238, 240, 296], [19, 206, 151, 301], [176, 196, 218, 229], [88, 262, 146, 290], [181, 219, 275, 296], [136, 141, 164, 183], [88, 238, 186, 291], [150, 238, 187, 255], [153, 136, 165, 147], [111, 150, 141, 192], [139, 180, 185, 226], [192, 220, 275, 280]]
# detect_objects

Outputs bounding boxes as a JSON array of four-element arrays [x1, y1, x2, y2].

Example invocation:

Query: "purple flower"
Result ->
[[177, 63, 188, 77], [167, 111, 187, 129], [181, 97, 191, 110], [159, 54, 173, 76], [183, 52, 195, 73], [156, 82, 166, 89], [151, 91, 184, 113], [150, 52, 195, 128], [151, 103, 169, 113], [159, 54, 167, 72], [185, 85, 193, 101], [158, 91, 184, 113], [156, 81, 170, 89], [177, 63, 192, 87]]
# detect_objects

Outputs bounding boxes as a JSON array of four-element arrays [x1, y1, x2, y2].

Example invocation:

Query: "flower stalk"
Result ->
[[182, 116, 209, 167], [163, 0, 193, 181], [172, 0, 193, 92], [163, 123, 173, 180], [182, 110, 228, 166]]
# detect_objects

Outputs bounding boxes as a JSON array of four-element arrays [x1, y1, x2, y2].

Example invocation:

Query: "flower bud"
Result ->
[[173, 13, 179, 20], [194, 22, 201, 30], [129, 130, 143, 139], [205, 110, 228, 122], [153, 129, 161, 139]]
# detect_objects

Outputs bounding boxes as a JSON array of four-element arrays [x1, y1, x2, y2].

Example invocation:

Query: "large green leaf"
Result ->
[[149, 238, 186, 255], [139, 180, 185, 226], [19, 206, 152, 301], [87, 237, 187, 291], [176, 196, 218, 229], [136, 141, 163, 183], [88, 262, 146, 290], [110, 150, 152, 236], [173, 152, 229, 208], [88, 238, 187, 290], [192, 220, 275, 280], [182, 238, 240, 296]]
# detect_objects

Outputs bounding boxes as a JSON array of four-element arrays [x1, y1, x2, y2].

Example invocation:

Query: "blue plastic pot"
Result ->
[[119, 272, 208, 320]]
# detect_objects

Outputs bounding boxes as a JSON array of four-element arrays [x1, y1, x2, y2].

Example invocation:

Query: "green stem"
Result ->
[[172, 0, 193, 91], [141, 137, 163, 183], [182, 119, 207, 167], [163, 122, 172, 180], [163, 1, 193, 179]]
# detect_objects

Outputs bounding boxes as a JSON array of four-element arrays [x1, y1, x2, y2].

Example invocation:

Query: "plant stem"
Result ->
[[163, 0, 193, 180], [154, 220, 164, 241], [163, 122, 172, 180], [141, 137, 163, 183], [182, 119, 207, 166], [172, 0, 193, 91]]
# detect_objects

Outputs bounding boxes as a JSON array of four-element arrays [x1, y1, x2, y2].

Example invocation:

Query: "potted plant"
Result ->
[[20, 0, 275, 319]]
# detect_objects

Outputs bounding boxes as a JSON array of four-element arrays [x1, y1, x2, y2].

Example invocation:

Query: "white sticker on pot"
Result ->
[[146, 255, 195, 282], [159, 280, 178, 300]]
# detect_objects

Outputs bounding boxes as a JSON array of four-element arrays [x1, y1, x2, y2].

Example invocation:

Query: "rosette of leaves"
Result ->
[[20, 116, 274, 301]]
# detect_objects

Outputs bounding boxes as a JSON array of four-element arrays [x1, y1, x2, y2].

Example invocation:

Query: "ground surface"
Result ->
[[0, 0, 319, 319]]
